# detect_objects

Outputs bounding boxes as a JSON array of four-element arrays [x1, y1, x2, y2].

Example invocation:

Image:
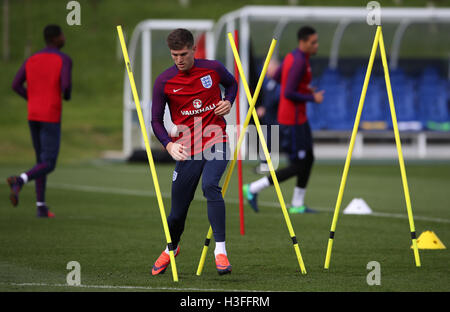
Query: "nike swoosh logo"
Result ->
[[173, 88, 183, 93], [152, 264, 167, 271]]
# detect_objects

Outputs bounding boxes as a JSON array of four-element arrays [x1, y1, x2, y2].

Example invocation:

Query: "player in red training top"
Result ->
[[151, 29, 237, 276], [243, 26, 324, 214], [8, 25, 72, 218]]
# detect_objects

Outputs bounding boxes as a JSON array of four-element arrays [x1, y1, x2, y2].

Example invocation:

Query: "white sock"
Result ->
[[214, 241, 227, 257], [36, 202, 46, 207], [20, 173, 28, 183], [249, 177, 270, 194], [291, 187, 306, 207], [164, 245, 179, 255]]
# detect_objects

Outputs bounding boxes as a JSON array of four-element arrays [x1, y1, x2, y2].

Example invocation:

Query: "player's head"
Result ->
[[44, 24, 65, 49], [297, 26, 318, 55], [167, 28, 196, 72]]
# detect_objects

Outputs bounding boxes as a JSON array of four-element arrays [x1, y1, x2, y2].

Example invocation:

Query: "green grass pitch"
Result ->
[[0, 160, 449, 292], [1, 0, 449, 296]]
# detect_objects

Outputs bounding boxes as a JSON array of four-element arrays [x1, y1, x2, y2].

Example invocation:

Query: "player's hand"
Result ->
[[214, 100, 231, 116], [166, 142, 189, 161], [313, 90, 325, 104], [256, 106, 266, 118]]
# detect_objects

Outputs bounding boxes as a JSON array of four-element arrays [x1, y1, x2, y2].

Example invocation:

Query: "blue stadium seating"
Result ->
[[350, 77, 386, 122], [387, 68, 406, 90], [307, 78, 325, 130], [419, 67, 441, 86], [303, 66, 449, 131], [390, 80, 417, 121], [321, 81, 353, 130], [316, 70, 353, 130], [307, 101, 325, 130], [418, 82, 448, 125], [320, 68, 340, 85]]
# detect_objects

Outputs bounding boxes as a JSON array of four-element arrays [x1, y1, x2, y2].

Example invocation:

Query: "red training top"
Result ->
[[275, 48, 314, 125], [12, 47, 72, 123], [151, 59, 237, 156]]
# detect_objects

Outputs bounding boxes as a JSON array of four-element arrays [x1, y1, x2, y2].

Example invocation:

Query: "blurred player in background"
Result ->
[[8, 24, 72, 218], [255, 59, 281, 174], [243, 26, 324, 214], [151, 28, 237, 275]]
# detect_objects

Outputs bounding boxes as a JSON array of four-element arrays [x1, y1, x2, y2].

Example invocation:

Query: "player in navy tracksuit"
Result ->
[[150, 29, 237, 275], [8, 25, 72, 218]]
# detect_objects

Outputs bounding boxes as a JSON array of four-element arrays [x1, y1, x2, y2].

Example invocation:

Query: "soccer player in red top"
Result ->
[[8, 25, 72, 218], [150, 29, 237, 275], [243, 26, 324, 214]]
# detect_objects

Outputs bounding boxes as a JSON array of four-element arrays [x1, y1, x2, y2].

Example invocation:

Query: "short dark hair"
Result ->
[[297, 26, 316, 42], [44, 24, 62, 44], [167, 28, 194, 50]]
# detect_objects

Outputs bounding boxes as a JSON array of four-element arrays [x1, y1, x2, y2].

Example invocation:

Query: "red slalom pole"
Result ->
[[234, 30, 245, 236]]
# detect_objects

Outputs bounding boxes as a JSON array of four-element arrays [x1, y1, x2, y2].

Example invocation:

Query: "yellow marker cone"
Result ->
[[411, 231, 446, 249]]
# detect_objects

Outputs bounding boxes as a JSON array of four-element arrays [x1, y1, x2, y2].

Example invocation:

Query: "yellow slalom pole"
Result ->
[[378, 29, 421, 267], [196, 226, 213, 276], [221, 35, 277, 207], [250, 98, 307, 274], [116, 26, 178, 282], [228, 40, 307, 274], [324, 26, 381, 270], [228, 33, 306, 273], [218, 33, 307, 274], [196, 35, 277, 276]]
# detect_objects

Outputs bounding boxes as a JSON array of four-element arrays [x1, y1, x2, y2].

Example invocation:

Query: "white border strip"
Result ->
[[4, 282, 282, 292], [1, 180, 448, 224], [49, 182, 450, 224]]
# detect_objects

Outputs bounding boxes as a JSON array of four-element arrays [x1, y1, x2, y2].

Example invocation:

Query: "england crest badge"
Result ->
[[172, 170, 178, 181], [200, 75, 213, 89]]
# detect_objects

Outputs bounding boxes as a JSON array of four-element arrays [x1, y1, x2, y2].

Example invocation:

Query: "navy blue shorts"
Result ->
[[168, 141, 230, 246], [27, 120, 61, 179], [280, 121, 313, 161]]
